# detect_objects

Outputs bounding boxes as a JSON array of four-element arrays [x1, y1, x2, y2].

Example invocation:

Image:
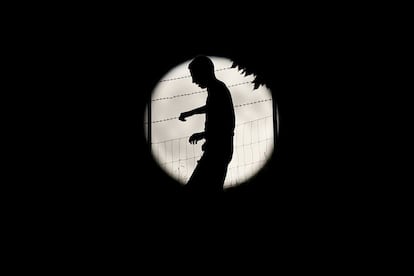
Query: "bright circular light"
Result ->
[[145, 56, 275, 189]]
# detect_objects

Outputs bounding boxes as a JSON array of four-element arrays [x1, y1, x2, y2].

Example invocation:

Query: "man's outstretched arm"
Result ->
[[179, 105, 207, 121]]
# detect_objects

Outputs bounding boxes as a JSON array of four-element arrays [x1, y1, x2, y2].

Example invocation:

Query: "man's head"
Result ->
[[188, 55, 215, 88]]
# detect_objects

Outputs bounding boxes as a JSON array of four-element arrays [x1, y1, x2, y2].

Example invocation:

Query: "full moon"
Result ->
[[145, 56, 275, 189]]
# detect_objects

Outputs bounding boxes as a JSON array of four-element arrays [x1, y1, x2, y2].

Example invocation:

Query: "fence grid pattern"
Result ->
[[151, 116, 273, 186], [148, 66, 274, 187]]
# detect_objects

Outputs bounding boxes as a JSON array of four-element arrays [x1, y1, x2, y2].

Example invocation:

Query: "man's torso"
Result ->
[[205, 80, 235, 142]]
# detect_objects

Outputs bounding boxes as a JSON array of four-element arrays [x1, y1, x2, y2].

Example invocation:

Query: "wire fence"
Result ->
[[151, 116, 273, 186], [147, 64, 274, 187], [147, 98, 272, 124]]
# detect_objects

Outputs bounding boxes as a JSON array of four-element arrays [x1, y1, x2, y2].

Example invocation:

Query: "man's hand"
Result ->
[[179, 112, 188, 122], [179, 106, 207, 122], [189, 132, 205, 144]]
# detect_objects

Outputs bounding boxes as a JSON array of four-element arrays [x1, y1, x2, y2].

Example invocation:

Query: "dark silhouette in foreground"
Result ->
[[179, 55, 235, 192]]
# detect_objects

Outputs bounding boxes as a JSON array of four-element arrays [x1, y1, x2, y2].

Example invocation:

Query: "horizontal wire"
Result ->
[[230, 158, 269, 170], [228, 81, 252, 88], [151, 81, 252, 102], [236, 115, 273, 126], [146, 114, 272, 126], [151, 116, 179, 124], [152, 136, 272, 148], [152, 90, 206, 102], [234, 137, 273, 148], [150, 100, 272, 124], [151, 116, 273, 144], [158, 144, 272, 167], [159, 67, 233, 82], [234, 98, 272, 108]]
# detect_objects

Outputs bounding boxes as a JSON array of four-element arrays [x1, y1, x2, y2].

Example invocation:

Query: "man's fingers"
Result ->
[[179, 114, 186, 121], [189, 134, 202, 144]]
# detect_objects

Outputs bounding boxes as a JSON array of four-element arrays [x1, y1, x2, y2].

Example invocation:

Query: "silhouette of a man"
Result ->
[[179, 55, 235, 192]]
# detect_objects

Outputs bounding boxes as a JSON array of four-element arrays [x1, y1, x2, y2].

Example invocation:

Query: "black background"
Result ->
[[13, 6, 406, 268]]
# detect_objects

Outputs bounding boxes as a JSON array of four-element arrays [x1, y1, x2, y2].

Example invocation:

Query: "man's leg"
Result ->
[[185, 154, 209, 190]]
